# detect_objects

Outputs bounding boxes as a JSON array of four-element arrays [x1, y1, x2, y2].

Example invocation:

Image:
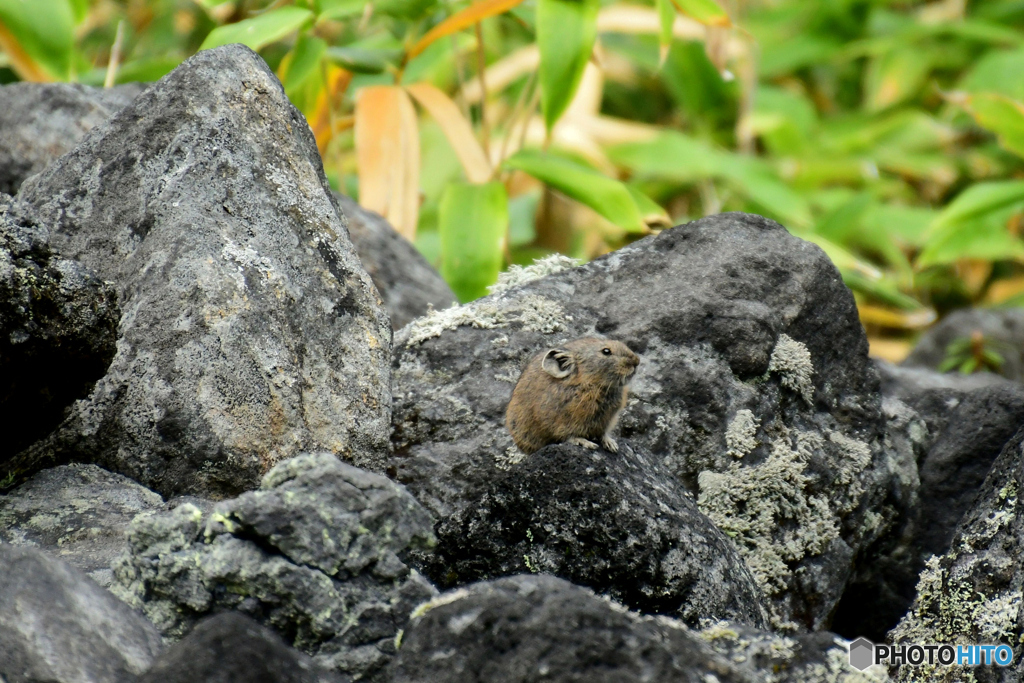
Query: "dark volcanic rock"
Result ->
[[889, 424, 1024, 683], [112, 453, 437, 682], [832, 361, 1024, 641], [903, 307, 1024, 382], [8, 45, 391, 497], [0, 194, 119, 474], [0, 82, 144, 195], [391, 214, 906, 631], [139, 612, 343, 683], [334, 193, 454, 329], [389, 574, 755, 683], [0, 544, 163, 683], [426, 441, 769, 628], [0, 463, 163, 588]]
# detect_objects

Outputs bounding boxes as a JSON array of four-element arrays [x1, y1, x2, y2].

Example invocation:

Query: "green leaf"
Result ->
[[656, 0, 675, 65], [917, 219, 1024, 268], [439, 182, 509, 302], [317, 0, 367, 21], [374, 0, 437, 21], [863, 47, 934, 112], [325, 46, 401, 74], [0, 0, 75, 79], [843, 272, 923, 311], [937, 356, 961, 373], [284, 34, 326, 94], [963, 93, 1024, 158], [199, 7, 314, 52], [112, 57, 180, 84], [961, 356, 980, 374], [536, 0, 599, 132], [503, 150, 646, 232], [609, 132, 727, 181], [960, 47, 1024, 102], [669, 0, 729, 26], [925, 180, 1024, 236]]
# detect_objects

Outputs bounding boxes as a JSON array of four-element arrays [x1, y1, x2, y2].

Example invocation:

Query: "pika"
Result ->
[[505, 337, 640, 455]]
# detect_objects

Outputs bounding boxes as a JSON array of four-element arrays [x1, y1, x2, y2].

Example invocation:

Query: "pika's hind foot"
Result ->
[[601, 436, 619, 453], [569, 437, 599, 450]]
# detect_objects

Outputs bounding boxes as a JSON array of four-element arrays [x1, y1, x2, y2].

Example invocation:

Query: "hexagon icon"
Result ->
[[849, 637, 875, 671]]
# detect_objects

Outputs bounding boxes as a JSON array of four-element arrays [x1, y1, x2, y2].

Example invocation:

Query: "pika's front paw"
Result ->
[[569, 437, 599, 450], [601, 436, 619, 453]]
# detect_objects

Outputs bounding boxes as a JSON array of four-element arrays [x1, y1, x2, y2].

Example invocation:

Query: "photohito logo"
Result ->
[[848, 638, 1014, 671]]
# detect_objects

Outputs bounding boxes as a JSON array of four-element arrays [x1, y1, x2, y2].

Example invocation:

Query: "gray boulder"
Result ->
[[139, 612, 342, 683], [389, 574, 755, 683], [0, 463, 163, 588], [889, 422, 1024, 683], [0, 82, 144, 195], [832, 361, 1024, 641], [112, 452, 437, 682], [334, 193, 454, 330], [391, 213, 906, 631], [903, 307, 1024, 382], [424, 440, 769, 628], [0, 544, 163, 683], [8, 45, 391, 498], [0, 194, 119, 476]]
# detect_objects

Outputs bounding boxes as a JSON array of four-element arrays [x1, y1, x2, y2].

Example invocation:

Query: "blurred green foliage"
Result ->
[[3, 0, 1024, 358]]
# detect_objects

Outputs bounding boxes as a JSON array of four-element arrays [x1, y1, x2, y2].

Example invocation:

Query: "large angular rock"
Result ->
[[903, 307, 1024, 382], [139, 612, 342, 683], [334, 193, 454, 330], [389, 574, 755, 683], [832, 362, 1024, 641], [391, 214, 906, 631], [0, 82, 145, 195], [8, 45, 391, 497], [0, 463, 164, 588], [426, 441, 769, 628], [0, 544, 163, 683], [112, 453, 437, 682], [889, 423, 1024, 683], [0, 194, 119, 475]]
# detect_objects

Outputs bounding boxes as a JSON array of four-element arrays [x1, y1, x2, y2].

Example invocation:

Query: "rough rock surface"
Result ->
[[0, 463, 163, 587], [832, 362, 1024, 641], [334, 193, 454, 330], [0, 82, 145, 195], [889, 423, 1024, 683], [139, 612, 343, 683], [698, 621, 888, 682], [391, 214, 906, 631], [112, 453, 437, 682], [389, 574, 755, 683], [8, 45, 391, 497], [0, 194, 119, 474], [0, 544, 163, 683], [425, 441, 769, 628], [903, 307, 1024, 382]]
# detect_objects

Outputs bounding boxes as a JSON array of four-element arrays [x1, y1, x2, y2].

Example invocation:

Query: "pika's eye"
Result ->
[[602, 347, 612, 355]]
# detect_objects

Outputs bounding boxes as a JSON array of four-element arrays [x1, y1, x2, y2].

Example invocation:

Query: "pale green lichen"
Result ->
[[409, 588, 471, 619], [486, 254, 580, 296], [768, 334, 815, 404], [495, 445, 527, 471], [401, 294, 570, 346], [725, 410, 760, 459]]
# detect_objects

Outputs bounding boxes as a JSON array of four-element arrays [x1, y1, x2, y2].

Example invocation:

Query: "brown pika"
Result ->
[[505, 337, 640, 455]]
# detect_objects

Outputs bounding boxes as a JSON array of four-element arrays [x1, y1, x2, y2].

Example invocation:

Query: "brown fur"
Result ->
[[505, 337, 640, 454]]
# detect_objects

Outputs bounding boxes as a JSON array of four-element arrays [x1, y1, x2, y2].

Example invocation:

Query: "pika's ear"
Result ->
[[541, 349, 575, 379]]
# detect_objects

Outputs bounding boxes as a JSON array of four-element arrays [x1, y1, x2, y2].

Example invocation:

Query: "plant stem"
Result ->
[[474, 21, 490, 160], [104, 20, 125, 88]]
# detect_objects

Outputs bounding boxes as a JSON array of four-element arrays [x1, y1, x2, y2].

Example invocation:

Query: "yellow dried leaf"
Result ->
[[406, 82, 492, 183]]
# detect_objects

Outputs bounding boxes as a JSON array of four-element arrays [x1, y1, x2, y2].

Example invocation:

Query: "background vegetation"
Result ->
[[3, 0, 1024, 359]]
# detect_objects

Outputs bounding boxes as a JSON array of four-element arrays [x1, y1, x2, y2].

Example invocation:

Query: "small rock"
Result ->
[[389, 574, 755, 683], [0, 463, 164, 587], [0, 194, 119, 474], [0, 82, 144, 195], [139, 612, 343, 683], [112, 453, 437, 682], [0, 544, 163, 683], [903, 308, 1024, 382]]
